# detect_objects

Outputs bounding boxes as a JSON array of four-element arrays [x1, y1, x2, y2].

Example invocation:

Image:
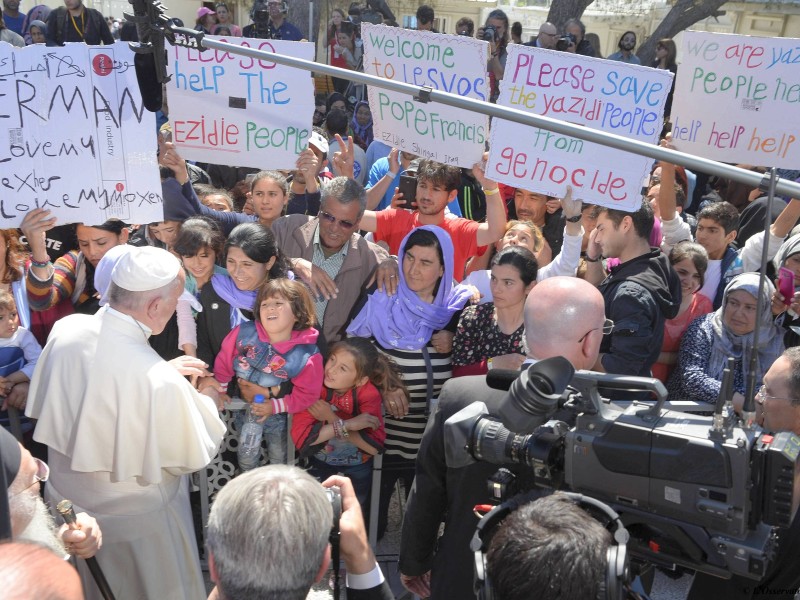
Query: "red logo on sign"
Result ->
[[115, 183, 124, 192], [92, 54, 113, 76]]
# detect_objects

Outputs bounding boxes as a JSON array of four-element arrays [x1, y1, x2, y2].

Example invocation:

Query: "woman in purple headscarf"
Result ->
[[21, 4, 50, 45], [347, 224, 472, 536]]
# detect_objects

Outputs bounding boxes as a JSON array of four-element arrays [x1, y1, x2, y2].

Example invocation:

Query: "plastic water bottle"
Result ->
[[239, 394, 266, 463]]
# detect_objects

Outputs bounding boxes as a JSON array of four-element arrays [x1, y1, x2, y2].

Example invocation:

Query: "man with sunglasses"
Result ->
[[400, 276, 607, 600], [271, 176, 392, 349], [1, 427, 101, 560]]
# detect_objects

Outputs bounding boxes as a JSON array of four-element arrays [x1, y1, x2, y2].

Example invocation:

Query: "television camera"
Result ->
[[445, 357, 800, 581]]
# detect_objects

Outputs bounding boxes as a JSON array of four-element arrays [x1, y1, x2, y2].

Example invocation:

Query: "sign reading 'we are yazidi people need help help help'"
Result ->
[[168, 35, 315, 170], [670, 30, 800, 167], [0, 42, 162, 227], [487, 46, 673, 212], [362, 23, 489, 169]]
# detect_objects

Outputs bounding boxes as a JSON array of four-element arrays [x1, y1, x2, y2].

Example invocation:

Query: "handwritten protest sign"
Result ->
[[0, 42, 161, 227], [168, 36, 315, 170], [487, 46, 672, 211], [671, 31, 800, 167], [362, 23, 488, 168]]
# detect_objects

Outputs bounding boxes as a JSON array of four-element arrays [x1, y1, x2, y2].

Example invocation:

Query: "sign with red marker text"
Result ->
[[168, 36, 315, 169], [671, 31, 800, 166], [362, 23, 489, 168], [487, 46, 672, 211], [0, 42, 161, 227]]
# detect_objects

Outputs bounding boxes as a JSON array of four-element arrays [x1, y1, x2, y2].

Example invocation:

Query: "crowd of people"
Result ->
[[1, 1, 800, 600]]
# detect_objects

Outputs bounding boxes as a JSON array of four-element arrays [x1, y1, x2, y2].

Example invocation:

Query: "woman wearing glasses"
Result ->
[[347, 225, 472, 538], [667, 273, 784, 410]]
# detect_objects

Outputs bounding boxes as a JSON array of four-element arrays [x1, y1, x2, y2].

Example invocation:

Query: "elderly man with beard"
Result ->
[[2, 427, 101, 559]]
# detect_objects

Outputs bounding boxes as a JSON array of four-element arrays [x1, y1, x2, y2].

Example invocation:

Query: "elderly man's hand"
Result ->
[[322, 475, 375, 576], [374, 255, 399, 296], [59, 512, 102, 559]]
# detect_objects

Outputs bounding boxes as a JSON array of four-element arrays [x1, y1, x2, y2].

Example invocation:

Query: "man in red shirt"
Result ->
[[358, 159, 506, 281]]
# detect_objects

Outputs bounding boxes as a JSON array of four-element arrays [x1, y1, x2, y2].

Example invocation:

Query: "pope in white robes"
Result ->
[[26, 246, 226, 600]]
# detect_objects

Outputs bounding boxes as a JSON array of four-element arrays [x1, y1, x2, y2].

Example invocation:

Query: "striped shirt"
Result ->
[[376, 341, 452, 461], [311, 225, 348, 325], [26, 250, 91, 311]]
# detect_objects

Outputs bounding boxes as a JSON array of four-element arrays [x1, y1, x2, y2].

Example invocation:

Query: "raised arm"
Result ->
[[472, 154, 507, 247]]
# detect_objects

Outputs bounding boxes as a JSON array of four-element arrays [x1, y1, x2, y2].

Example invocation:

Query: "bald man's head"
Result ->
[[0, 541, 83, 600], [537, 22, 557, 48], [524, 277, 606, 370]]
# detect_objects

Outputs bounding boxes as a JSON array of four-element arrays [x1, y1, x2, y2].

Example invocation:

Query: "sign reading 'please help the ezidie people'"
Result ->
[[362, 22, 489, 169], [487, 45, 673, 211], [0, 42, 162, 227], [671, 30, 800, 167], [168, 35, 315, 170]]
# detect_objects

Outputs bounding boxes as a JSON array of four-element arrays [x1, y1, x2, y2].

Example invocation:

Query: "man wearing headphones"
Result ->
[[400, 277, 608, 599], [483, 493, 621, 600]]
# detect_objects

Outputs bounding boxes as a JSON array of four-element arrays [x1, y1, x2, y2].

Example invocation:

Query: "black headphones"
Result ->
[[471, 491, 631, 600]]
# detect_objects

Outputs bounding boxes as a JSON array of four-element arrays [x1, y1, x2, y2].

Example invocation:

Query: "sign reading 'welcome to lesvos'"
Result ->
[[362, 23, 489, 168], [0, 42, 161, 227], [671, 31, 800, 167], [487, 45, 672, 211], [168, 36, 315, 170]]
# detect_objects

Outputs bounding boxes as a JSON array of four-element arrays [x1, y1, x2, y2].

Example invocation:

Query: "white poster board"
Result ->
[[671, 31, 800, 167], [487, 46, 673, 211], [168, 36, 315, 169], [0, 42, 161, 226], [362, 23, 489, 168]]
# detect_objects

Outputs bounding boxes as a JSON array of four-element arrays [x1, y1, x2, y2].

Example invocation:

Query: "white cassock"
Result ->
[[26, 307, 226, 600]]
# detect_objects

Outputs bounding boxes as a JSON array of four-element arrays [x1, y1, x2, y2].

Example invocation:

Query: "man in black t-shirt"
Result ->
[[46, 0, 114, 46]]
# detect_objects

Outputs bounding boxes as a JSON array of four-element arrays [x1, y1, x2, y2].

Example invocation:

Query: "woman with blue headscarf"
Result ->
[[668, 272, 784, 410], [347, 225, 472, 536]]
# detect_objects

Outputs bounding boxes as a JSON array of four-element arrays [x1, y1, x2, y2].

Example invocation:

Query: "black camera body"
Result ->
[[555, 33, 576, 51], [445, 360, 800, 581], [482, 25, 497, 43]]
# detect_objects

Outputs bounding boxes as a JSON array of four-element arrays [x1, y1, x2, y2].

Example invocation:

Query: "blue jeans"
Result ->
[[308, 457, 374, 524], [235, 411, 288, 471]]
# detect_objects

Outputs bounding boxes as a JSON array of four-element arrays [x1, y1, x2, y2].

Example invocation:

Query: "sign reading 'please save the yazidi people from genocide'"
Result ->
[[168, 35, 315, 170], [0, 41, 162, 227], [362, 22, 489, 169], [487, 45, 673, 212], [671, 30, 800, 167]]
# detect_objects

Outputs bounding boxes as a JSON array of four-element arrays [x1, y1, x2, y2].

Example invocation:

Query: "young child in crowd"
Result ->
[[0, 291, 42, 407], [213, 278, 323, 470], [292, 337, 403, 512]]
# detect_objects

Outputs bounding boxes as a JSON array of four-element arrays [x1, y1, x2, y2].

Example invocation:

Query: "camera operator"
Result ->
[[242, 0, 302, 40], [476, 9, 509, 103], [206, 465, 393, 600], [564, 18, 595, 57], [486, 493, 613, 600], [687, 347, 800, 600], [399, 277, 607, 599]]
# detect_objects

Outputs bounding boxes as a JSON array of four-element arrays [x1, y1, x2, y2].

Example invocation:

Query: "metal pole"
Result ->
[[192, 34, 800, 200]]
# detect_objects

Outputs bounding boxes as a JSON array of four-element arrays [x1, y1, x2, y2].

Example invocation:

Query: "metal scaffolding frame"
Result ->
[[188, 33, 800, 200]]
